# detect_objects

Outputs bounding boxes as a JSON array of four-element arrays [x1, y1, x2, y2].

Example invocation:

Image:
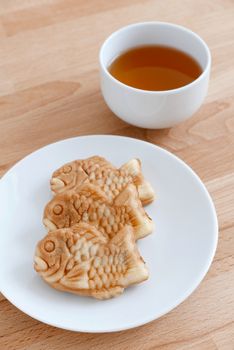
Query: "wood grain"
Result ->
[[0, 0, 233, 349]]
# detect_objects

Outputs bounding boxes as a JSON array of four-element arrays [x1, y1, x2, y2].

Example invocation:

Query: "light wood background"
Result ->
[[0, 0, 233, 349]]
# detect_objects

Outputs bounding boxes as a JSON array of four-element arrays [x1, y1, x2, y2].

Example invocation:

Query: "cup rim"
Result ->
[[99, 21, 211, 95]]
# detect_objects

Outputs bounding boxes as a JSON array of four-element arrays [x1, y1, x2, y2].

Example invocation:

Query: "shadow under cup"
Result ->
[[99, 22, 211, 129]]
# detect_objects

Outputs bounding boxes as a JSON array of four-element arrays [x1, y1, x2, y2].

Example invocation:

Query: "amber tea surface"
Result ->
[[108, 45, 202, 91]]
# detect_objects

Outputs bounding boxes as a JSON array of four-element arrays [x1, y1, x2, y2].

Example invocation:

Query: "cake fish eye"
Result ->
[[44, 240, 55, 253], [53, 204, 63, 215]]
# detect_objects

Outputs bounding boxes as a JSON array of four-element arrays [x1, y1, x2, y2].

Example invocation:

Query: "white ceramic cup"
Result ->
[[99, 22, 211, 129]]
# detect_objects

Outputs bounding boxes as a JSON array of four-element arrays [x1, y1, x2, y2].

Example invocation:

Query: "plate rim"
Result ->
[[0, 135, 219, 332]]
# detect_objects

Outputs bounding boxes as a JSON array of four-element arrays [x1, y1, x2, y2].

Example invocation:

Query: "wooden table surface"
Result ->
[[0, 0, 234, 349]]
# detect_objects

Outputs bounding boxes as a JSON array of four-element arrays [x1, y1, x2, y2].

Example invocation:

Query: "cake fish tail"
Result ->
[[114, 185, 154, 239], [120, 158, 155, 205]]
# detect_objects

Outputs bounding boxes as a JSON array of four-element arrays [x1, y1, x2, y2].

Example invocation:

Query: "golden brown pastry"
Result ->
[[43, 184, 153, 240], [50, 156, 155, 205], [34, 223, 149, 299]]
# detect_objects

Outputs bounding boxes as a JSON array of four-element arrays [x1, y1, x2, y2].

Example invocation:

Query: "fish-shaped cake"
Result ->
[[43, 184, 153, 240], [34, 223, 149, 299], [50, 156, 155, 206]]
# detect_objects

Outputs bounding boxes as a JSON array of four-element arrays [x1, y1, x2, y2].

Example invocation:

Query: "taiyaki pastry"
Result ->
[[34, 223, 149, 299], [50, 156, 155, 205], [43, 184, 153, 240]]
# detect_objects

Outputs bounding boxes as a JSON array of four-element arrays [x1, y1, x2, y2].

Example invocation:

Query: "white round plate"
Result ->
[[0, 135, 218, 332]]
